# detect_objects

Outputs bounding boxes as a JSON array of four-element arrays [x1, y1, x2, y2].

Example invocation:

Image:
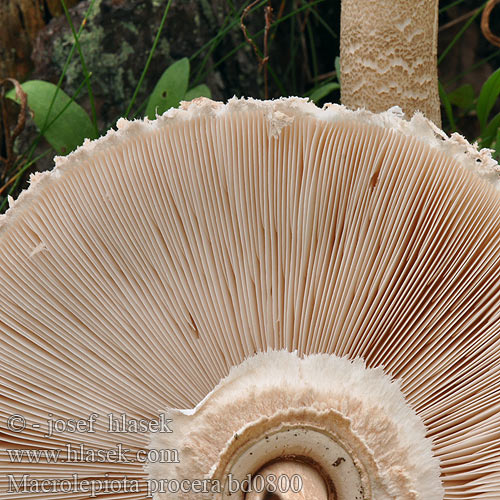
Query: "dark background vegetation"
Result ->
[[1, 0, 499, 212]]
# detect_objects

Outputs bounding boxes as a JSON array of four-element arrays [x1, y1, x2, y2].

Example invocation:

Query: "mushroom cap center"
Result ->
[[218, 425, 364, 500], [148, 351, 443, 500], [245, 460, 331, 500]]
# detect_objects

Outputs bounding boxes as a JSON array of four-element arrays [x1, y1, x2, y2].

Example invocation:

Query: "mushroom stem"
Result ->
[[340, 0, 441, 126]]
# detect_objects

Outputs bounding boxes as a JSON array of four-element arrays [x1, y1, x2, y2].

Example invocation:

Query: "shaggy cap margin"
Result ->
[[1, 97, 499, 235]]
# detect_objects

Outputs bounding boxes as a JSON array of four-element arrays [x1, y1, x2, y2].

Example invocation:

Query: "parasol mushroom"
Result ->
[[1, 97, 500, 500], [1, 0, 500, 498]]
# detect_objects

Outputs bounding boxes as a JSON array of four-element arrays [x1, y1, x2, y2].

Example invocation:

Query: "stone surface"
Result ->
[[30, 0, 263, 130], [5, 0, 265, 173]]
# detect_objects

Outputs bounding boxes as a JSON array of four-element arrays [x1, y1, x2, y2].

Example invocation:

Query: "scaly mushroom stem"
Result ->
[[340, 0, 441, 126]]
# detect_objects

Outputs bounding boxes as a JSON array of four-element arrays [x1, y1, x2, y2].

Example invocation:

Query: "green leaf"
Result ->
[[308, 82, 340, 103], [447, 84, 475, 109], [480, 111, 500, 148], [439, 81, 456, 132], [6, 80, 96, 155], [184, 84, 212, 101], [494, 127, 500, 161], [477, 67, 500, 130], [334, 56, 341, 86], [146, 58, 190, 119]]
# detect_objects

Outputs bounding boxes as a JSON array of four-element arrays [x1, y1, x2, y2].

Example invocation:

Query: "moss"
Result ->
[[193, 12, 201, 29], [51, 23, 136, 104], [121, 22, 139, 36], [87, 0, 103, 20], [157, 38, 170, 57], [51, 26, 101, 92], [199, 0, 216, 28], [126, 68, 135, 87], [99, 42, 134, 101]]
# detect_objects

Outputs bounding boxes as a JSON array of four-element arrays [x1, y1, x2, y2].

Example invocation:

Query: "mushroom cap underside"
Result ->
[[1, 98, 500, 500]]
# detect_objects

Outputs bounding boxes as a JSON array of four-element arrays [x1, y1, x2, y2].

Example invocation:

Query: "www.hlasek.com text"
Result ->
[[7, 443, 178, 464]]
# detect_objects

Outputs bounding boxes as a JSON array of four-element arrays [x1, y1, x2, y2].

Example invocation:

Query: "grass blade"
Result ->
[[60, 0, 99, 137], [125, 0, 173, 118]]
